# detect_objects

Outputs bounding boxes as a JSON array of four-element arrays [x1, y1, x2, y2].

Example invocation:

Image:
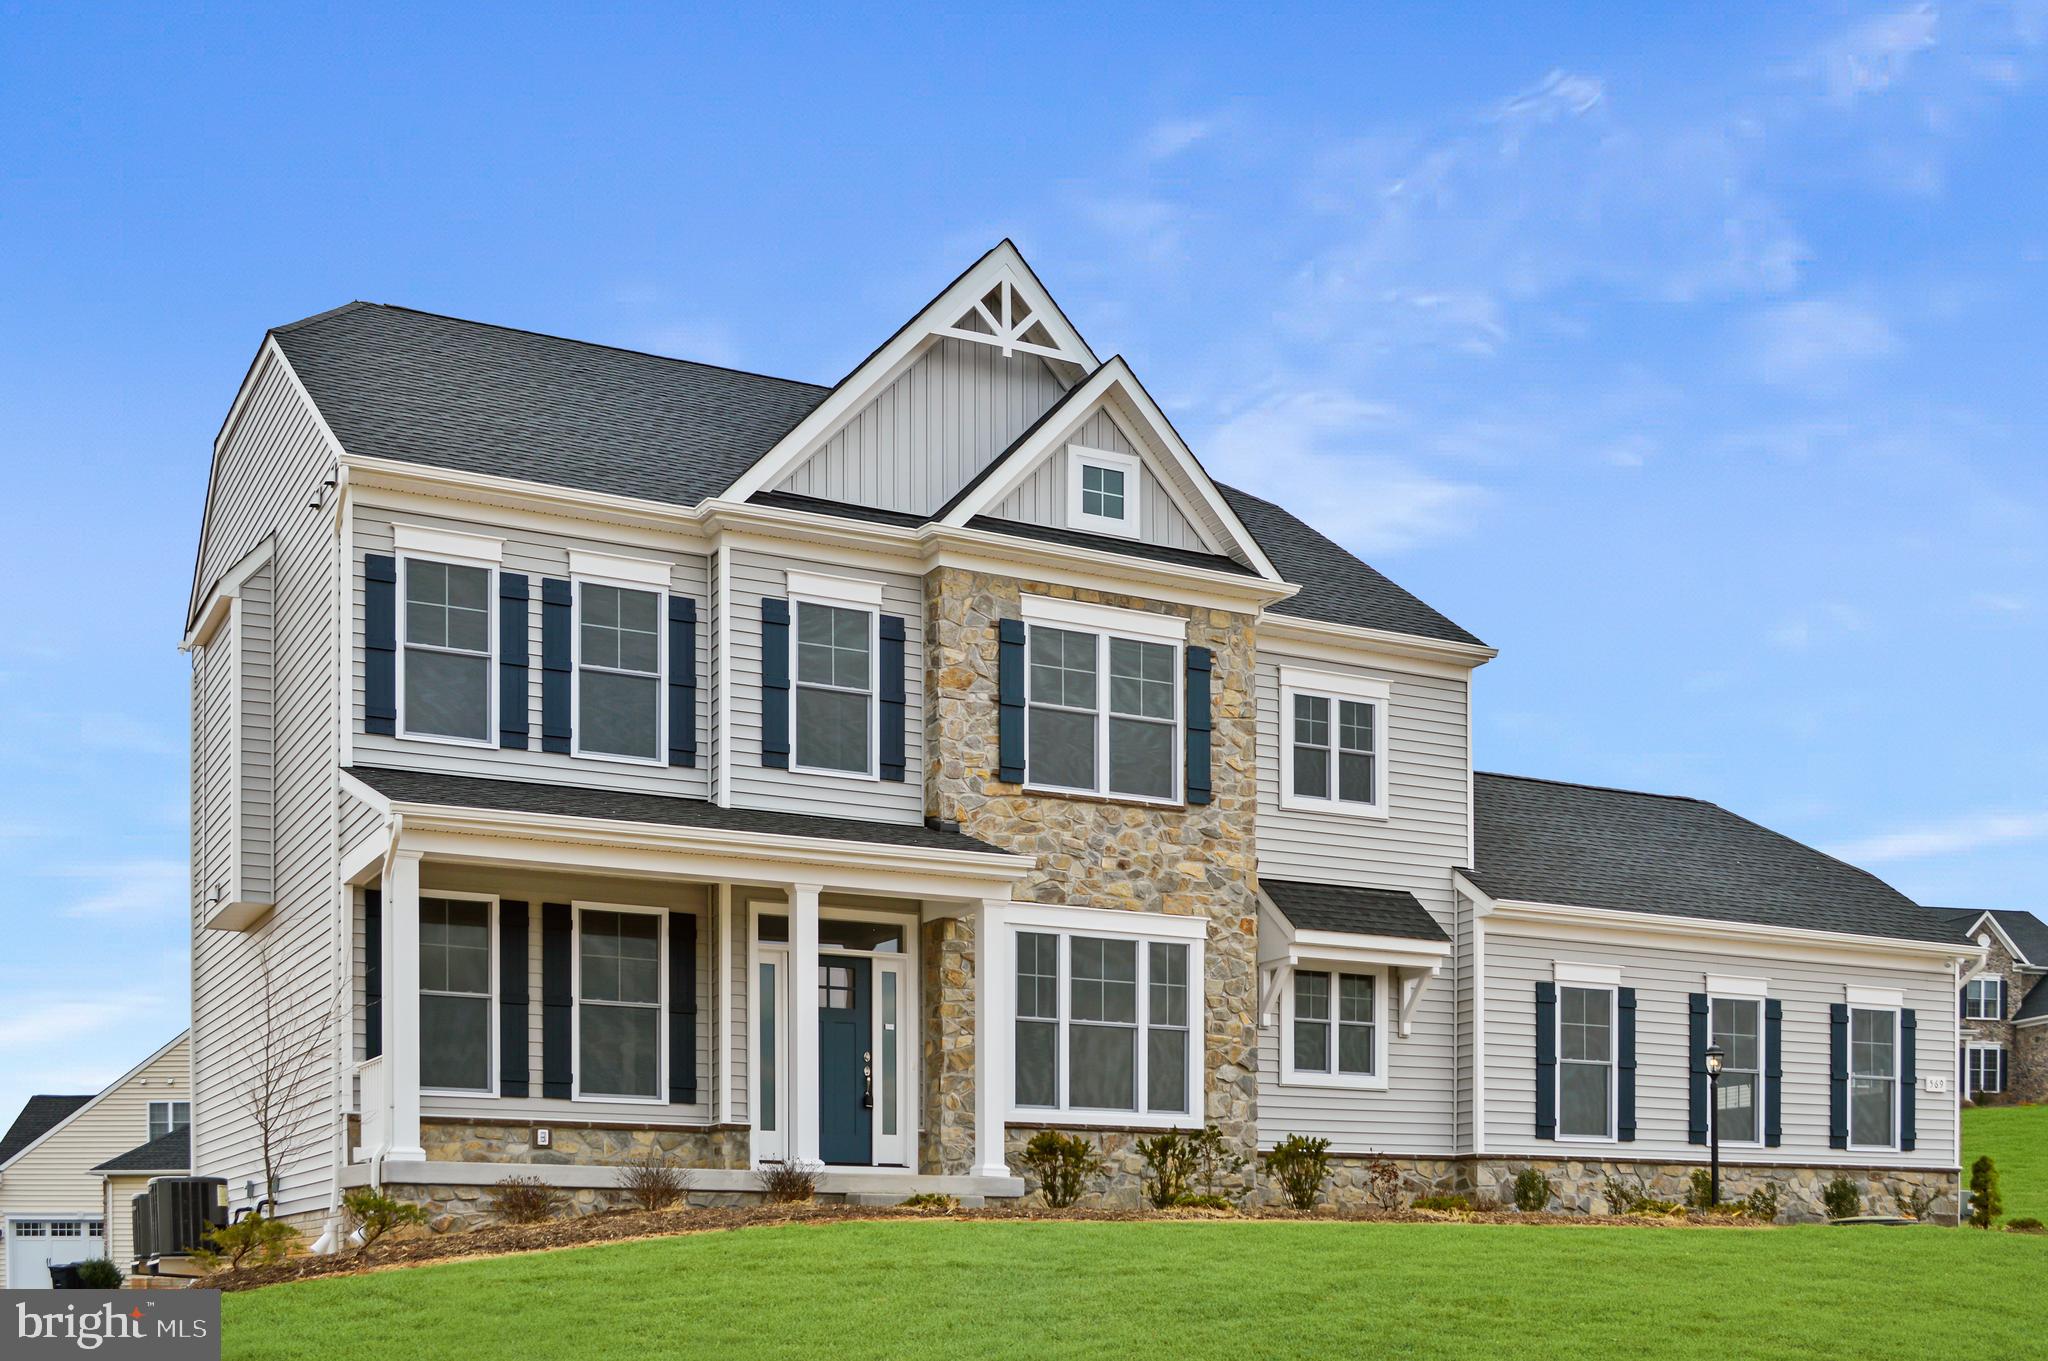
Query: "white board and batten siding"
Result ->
[[349, 504, 711, 801], [1482, 926, 1961, 1168], [988, 411, 1212, 553], [1251, 646, 1472, 1157]]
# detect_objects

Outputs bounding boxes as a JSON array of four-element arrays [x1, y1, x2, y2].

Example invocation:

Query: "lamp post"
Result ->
[[1704, 1042, 1726, 1207]]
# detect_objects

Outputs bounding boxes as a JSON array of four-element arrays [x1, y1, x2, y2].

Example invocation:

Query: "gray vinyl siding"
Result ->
[[724, 546, 925, 823], [350, 503, 710, 800], [238, 562, 275, 901], [989, 411, 1210, 552], [188, 349, 342, 1220], [774, 337, 1066, 514], [337, 782, 381, 857], [195, 618, 237, 908], [1453, 893, 1476, 1156], [1482, 925, 1961, 1167]]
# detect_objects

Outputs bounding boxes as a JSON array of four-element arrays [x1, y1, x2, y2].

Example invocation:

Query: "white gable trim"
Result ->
[[723, 242, 1098, 504], [938, 358, 1282, 581], [1959, 910, 2031, 966], [0, 1032, 189, 1175]]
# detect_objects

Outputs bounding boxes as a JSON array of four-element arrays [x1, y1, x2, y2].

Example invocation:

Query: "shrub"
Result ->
[[1743, 1182, 1781, 1223], [2006, 1217, 2045, 1235], [755, 1158, 821, 1204], [1821, 1177, 1862, 1221], [1686, 1168, 1718, 1209], [616, 1148, 694, 1212], [1411, 1193, 1474, 1212], [1361, 1155, 1403, 1211], [1135, 1130, 1198, 1209], [1018, 1130, 1104, 1209], [195, 1212, 299, 1270], [1170, 1194, 1236, 1211], [1969, 1156, 2002, 1229], [73, 1258, 125, 1289], [343, 1187, 429, 1252], [1188, 1124, 1248, 1202], [1512, 1168, 1554, 1213], [1261, 1135, 1332, 1212], [898, 1192, 957, 1213], [490, 1175, 564, 1225]]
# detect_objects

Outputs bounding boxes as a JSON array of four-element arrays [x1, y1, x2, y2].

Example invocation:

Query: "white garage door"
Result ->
[[5, 1218, 105, 1288]]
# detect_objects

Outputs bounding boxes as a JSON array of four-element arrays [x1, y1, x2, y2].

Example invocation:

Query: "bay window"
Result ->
[[1709, 996, 1762, 1144], [1010, 921, 1199, 1121], [1848, 1006, 1898, 1149], [1022, 598, 1183, 803], [1278, 667, 1389, 818], [576, 906, 663, 1100], [1557, 985, 1615, 1140], [401, 556, 493, 743], [419, 895, 494, 1093]]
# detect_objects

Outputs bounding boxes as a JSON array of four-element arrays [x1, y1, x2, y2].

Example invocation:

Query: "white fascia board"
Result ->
[[1485, 897, 1986, 968], [1960, 911, 2030, 966], [1002, 901, 1209, 941], [336, 769, 393, 817], [920, 522, 1296, 613], [181, 536, 277, 651], [0, 1031, 190, 1174], [1258, 615, 1498, 676]]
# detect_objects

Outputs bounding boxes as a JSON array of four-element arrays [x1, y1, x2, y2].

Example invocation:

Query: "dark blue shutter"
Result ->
[[1961, 986, 1970, 1019], [878, 614, 907, 782], [1899, 1008, 1917, 1151], [1688, 993, 1710, 1145], [1534, 981, 1557, 1140], [761, 599, 790, 769], [1617, 987, 1638, 1142], [668, 912, 698, 1104], [364, 555, 397, 735], [1828, 1003, 1850, 1150], [997, 618, 1026, 784], [499, 901, 529, 1097], [363, 889, 382, 1060], [499, 573, 530, 749], [1998, 1047, 2008, 1094], [668, 597, 697, 767], [541, 579, 572, 754], [1764, 998, 1784, 1147], [1184, 646, 1213, 806], [541, 903, 573, 1098], [1998, 978, 2009, 1020]]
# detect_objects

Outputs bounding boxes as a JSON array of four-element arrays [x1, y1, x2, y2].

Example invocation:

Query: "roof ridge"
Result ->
[[1475, 770, 1709, 804]]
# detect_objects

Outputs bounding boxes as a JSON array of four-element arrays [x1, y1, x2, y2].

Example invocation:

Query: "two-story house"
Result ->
[[181, 242, 1979, 1236], [1931, 908, 2047, 1102]]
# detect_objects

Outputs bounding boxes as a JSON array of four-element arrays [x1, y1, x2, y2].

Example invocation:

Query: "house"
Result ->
[[181, 242, 1979, 1236], [1930, 907, 2047, 1103], [0, 1033, 189, 1286]]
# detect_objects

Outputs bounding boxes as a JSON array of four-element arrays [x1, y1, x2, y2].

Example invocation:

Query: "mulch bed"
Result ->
[[212, 1201, 1764, 1292]]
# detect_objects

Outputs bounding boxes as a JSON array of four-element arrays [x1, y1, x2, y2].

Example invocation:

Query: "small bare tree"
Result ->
[[239, 942, 332, 1207]]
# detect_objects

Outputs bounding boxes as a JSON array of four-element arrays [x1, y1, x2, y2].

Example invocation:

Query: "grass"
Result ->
[[1964, 1103, 2048, 1221], [223, 1218, 2048, 1360]]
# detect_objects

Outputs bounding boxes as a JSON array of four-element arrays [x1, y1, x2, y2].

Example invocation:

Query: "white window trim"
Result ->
[[1066, 444, 1143, 540], [1277, 963, 1390, 1091], [787, 583, 881, 782], [1846, 1005, 1902, 1153], [146, 1100, 191, 1141], [1555, 982, 1619, 1144], [1962, 977, 2001, 1021], [1020, 593, 1186, 642], [1006, 917, 1205, 1129], [418, 891, 500, 1099], [1276, 666, 1391, 820], [571, 901, 668, 1105], [393, 523, 504, 565], [396, 553, 498, 750], [569, 548, 671, 589], [1019, 602, 1185, 806], [1966, 1043, 2005, 1096], [570, 576, 667, 768], [1706, 993, 1765, 1149], [1705, 974, 1769, 999], [1846, 985, 1905, 1009]]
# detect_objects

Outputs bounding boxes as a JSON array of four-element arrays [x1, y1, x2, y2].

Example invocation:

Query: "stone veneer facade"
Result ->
[[923, 567, 1262, 1188], [1960, 929, 2046, 1103]]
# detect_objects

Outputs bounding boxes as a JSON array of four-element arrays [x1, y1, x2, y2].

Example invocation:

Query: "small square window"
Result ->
[[1067, 447, 1141, 538]]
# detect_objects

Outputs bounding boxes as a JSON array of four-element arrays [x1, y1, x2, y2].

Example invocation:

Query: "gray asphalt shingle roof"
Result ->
[[92, 1126, 190, 1175], [1469, 772, 1960, 945], [1262, 878, 1451, 943], [2016, 981, 2048, 1023], [0, 1095, 91, 1166], [346, 766, 1011, 856]]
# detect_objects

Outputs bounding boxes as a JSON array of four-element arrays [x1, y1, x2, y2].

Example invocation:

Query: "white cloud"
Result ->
[[1814, 5, 1941, 104], [1746, 298, 1899, 391], [1972, 591, 2030, 613], [1829, 808, 2048, 863], [1141, 115, 1225, 162], [51, 859, 188, 920]]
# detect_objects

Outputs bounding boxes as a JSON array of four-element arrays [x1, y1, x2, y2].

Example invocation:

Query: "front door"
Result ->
[[817, 957, 873, 1166]]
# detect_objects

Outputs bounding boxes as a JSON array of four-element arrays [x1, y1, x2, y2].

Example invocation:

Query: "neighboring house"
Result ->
[[0, 1033, 190, 1286], [1928, 907, 2048, 1103], [181, 242, 1981, 1235], [94, 1126, 193, 1272]]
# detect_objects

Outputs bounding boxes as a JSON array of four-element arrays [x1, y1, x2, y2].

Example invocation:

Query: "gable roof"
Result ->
[[1931, 907, 2048, 966], [2018, 981, 2048, 1024], [1262, 878, 1450, 943], [0, 1096, 92, 1167], [91, 1126, 190, 1175], [1468, 773, 1960, 945]]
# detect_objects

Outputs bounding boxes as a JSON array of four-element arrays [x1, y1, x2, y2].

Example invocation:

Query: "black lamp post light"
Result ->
[[1704, 1042, 1725, 1207]]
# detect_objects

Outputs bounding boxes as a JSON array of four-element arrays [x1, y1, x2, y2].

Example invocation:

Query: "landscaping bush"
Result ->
[[1686, 1169, 1718, 1209], [1600, 1174, 1680, 1216], [1821, 1177, 1862, 1220], [1512, 1168, 1554, 1213], [1411, 1193, 1474, 1212], [195, 1212, 299, 1270], [344, 1188, 429, 1252], [1361, 1155, 1403, 1211], [72, 1258, 125, 1289], [1188, 1124, 1248, 1203], [1261, 1135, 1331, 1212], [2006, 1217, 2044, 1235], [1744, 1182, 1781, 1223], [616, 1148, 694, 1212], [755, 1158, 821, 1203], [1135, 1129, 1198, 1209], [1969, 1156, 2003, 1229], [898, 1192, 957, 1213], [1018, 1130, 1104, 1209], [490, 1175, 565, 1225]]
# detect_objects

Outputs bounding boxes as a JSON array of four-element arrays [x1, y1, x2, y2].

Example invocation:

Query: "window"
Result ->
[[15, 1222, 46, 1237], [1067, 446, 1141, 539], [1963, 977, 2001, 1020], [793, 600, 874, 776], [147, 1101, 191, 1143], [1278, 668, 1390, 818], [1022, 600, 1183, 803], [1848, 1007, 1898, 1149], [1710, 997, 1762, 1145], [420, 896, 493, 1092], [757, 959, 779, 1134], [819, 963, 856, 1010], [576, 907, 663, 1100], [1011, 927, 1196, 1120], [577, 582, 663, 762], [1968, 1045, 2005, 1096], [401, 557, 492, 743], [1283, 969, 1382, 1086], [1557, 985, 1615, 1140]]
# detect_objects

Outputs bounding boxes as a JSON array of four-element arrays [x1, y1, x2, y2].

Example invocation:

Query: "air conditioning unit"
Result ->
[[130, 1192, 153, 1271], [136, 1176, 228, 1272]]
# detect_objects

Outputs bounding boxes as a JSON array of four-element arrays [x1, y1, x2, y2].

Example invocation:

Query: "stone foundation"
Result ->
[[419, 1120, 750, 1169], [2013, 1027, 2048, 1103], [920, 915, 976, 1175]]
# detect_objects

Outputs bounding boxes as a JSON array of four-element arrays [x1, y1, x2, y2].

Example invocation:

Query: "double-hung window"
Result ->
[[401, 556, 494, 743], [1022, 597, 1182, 803], [1282, 969, 1384, 1086], [1011, 919, 1200, 1121], [576, 582, 663, 762], [787, 572, 881, 778], [1557, 985, 1615, 1140], [1967, 1045, 2005, 1096], [576, 906, 664, 1100], [1709, 997, 1763, 1145], [1847, 1007, 1898, 1149], [147, 1101, 191, 1142], [1278, 668, 1389, 818], [419, 895, 494, 1093], [1962, 977, 2001, 1020], [1067, 446, 1142, 539]]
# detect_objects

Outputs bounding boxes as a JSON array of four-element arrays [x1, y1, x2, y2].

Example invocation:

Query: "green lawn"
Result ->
[[1964, 1103, 2048, 1221], [224, 1219, 2047, 1360]]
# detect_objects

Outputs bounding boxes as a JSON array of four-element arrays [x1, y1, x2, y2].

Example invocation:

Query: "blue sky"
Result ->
[[1, 3, 2043, 1120]]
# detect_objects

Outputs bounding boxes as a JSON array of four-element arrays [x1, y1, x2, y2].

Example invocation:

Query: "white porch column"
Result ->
[[789, 882, 822, 1166], [972, 899, 1013, 1179], [382, 849, 426, 1163]]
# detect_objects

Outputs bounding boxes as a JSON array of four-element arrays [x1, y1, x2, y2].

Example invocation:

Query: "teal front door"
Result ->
[[817, 956, 873, 1165]]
